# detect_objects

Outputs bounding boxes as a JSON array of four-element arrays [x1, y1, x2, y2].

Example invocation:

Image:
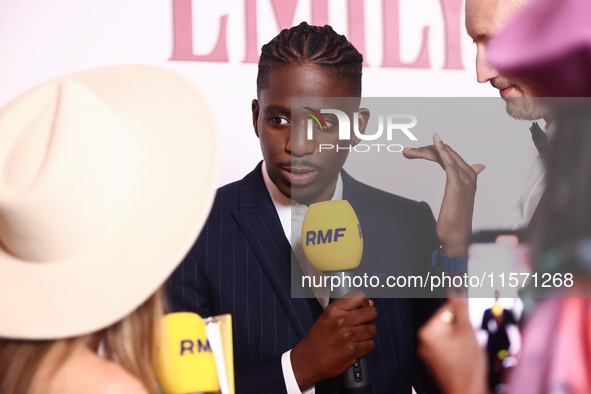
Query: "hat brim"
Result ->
[[0, 65, 218, 339], [487, 0, 591, 97]]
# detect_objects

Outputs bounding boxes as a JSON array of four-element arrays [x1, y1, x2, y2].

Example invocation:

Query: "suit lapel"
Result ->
[[342, 171, 377, 235], [342, 171, 410, 299], [231, 164, 322, 339]]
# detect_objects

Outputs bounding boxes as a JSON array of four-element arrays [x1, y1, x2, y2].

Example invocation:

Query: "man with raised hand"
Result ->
[[405, 0, 551, 230], [169, 22, 480, 394]]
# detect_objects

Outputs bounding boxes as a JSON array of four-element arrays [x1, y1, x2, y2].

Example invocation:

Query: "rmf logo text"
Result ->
[[179, 339, 212, 356], [305, 224, 362, 246]]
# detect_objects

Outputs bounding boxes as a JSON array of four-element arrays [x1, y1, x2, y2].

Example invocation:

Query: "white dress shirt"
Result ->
[[503, 122, 553, 229], [503, 155, 546, 229], [261, 162, 343, 394]]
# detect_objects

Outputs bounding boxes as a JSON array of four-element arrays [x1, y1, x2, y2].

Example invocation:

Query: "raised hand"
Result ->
[[403, 134, 485, 257]]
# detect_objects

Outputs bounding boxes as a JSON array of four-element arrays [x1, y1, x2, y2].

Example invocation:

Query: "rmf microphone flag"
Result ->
[[301, 199, 363, 272], [155, 312, 220, 394]]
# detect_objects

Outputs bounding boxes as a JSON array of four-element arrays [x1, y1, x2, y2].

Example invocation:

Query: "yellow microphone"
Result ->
[[301, 200, 370, 393], [155, 312, 220, 394], [492, 302, 503, 318], [301, 199, 363, 273]]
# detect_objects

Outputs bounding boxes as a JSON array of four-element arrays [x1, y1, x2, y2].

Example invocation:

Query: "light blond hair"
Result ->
[[0, 287, 164, 394]]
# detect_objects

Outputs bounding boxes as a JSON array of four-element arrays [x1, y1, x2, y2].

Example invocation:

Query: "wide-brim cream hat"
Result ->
[[0, 65, 218, 339]]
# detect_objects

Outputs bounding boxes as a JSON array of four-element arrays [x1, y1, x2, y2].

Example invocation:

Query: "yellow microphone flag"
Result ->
[[302, 200, 363, 271], [156, 312, 220, 393]]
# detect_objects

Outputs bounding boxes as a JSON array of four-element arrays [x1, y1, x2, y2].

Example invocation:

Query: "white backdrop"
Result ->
[[0, 0, 539, 229]]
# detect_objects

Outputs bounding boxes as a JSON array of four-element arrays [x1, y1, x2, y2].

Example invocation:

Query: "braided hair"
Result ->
[[257, 21, 363, 96]]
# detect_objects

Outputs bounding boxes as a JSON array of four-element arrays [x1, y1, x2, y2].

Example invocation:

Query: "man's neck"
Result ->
[[261, 162, 343, 207], [543, 114, 553, 129]]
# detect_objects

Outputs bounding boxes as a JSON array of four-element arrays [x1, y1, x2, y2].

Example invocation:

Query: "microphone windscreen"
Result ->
[[155, 312, 220, 393], [301, 200, 363, 271]]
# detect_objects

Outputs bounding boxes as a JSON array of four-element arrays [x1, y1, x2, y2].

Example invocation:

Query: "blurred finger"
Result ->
[[444, 295, 471, 326], [418, 304, 454, 340]]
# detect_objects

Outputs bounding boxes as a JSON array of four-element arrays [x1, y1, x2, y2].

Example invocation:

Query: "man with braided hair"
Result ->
[[169, 22, 478, 393]]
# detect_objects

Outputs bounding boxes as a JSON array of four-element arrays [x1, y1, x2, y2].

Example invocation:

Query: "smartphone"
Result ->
[[467, 231, 527, 392], [467, 230, 530, 299]]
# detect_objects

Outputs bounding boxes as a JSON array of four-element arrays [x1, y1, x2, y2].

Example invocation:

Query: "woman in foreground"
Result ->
[[0, 65, 218, 393]]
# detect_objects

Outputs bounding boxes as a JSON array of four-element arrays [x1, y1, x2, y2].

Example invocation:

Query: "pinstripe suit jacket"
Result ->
[[168, 162, 442, 393]]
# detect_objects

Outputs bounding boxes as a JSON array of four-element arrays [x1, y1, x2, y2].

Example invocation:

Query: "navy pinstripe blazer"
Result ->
[[168, 162, 442, 393]]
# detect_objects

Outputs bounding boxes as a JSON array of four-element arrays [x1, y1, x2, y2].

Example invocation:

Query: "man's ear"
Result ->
[[356, 108, 370, 136], [252, 99, 260, 138]]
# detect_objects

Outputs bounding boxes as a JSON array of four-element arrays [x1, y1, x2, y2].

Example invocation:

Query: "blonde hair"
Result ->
[[0, 287, 164, 394]]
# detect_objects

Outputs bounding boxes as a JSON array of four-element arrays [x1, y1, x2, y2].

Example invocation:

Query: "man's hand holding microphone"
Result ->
[[291, 200, 376, 392]]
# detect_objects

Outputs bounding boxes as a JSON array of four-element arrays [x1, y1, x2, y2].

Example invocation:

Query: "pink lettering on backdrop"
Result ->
[[170, 0, 464, 70], [381, 0, 430, 68], [440, 0, 464, 69], [169, 0, 229, 62], [271, 0, 299, 30], [311, 0, 329, 26], [243, 0, 259, 63], [348, 0, 368, 66], [243, 0, 299, 63]]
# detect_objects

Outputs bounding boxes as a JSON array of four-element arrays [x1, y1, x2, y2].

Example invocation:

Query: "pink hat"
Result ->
[[487, 0, 591, 97]]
